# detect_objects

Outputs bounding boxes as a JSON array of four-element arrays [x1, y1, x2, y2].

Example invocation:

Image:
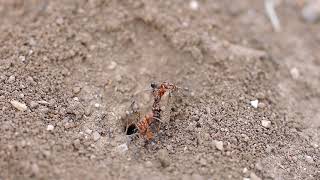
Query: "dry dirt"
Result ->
[[0, 0, 319, 180]]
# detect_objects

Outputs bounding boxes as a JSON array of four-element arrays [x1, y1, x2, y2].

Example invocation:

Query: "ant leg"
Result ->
[[152, 116, 165, 123]]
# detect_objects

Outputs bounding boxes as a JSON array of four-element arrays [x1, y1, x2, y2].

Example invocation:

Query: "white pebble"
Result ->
[[311, 143, 319, 148], [19, 55, 26, 62], [189, 0, 199, 11], [250, 172, 261, 180], [93, 131, 101, 141], [29, 101, 39, 109], [47, 124, 54, 131], [94, 103, 100, 108], [38, 100, 50, 105], [243, 167, 248, 174], [214, 140, 224, 151], [261, 120, 271, 128], [115, 143, 128, 153], [305, 155, 314, 163], [290, 67, 300, 79], [250, 99, 259, 108], [85, 128, 93, 134], [10, 100, 28, 111], [8, 75, 15, 83], [108, 61, 117, 70]]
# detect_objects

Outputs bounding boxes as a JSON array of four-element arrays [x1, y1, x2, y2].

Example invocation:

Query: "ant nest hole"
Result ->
[[124, 123, 137, 135], [121, 112, 139, 136]]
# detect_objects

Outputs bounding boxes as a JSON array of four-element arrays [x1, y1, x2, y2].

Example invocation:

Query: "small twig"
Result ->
[[265, 0, 281, 32]]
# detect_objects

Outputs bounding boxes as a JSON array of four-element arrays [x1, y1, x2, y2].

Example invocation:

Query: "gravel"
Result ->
[[250, 172, 261, 180], [261, 120, 271, 128], [108, 61, 117, 70], [115, 143, 128, 153], [85, 128, 93, 134], [250, 100, 259, 108], [73, 86, 81, 94], [305, 155, 314, 164], [10, 100, 28, 111], [47, 124, 54, 131], [8, 75, 15, 83], [214, 140, 224, 151], [92, 131, 101, 141]]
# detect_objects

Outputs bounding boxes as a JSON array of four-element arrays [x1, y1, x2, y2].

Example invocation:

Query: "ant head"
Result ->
[[150, 82, 157, 89]]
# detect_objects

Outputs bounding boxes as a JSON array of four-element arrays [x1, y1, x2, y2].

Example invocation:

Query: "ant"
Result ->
[[126, 81, 178, 143]]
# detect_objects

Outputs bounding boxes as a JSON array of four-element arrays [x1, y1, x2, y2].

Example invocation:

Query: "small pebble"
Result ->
[[73, 86, 81, 94], [26, 76, 35, 84], [243, 167, 248, 174], [157, 149, 170, 168], [305, 155, 314, 164], [92, 131, 101, 141], [56, 17, 64, 24], [47, 124, 54, 131], [261, 120, 271, 128], [85, 107, 91, 116], [38, 100, 49, 105], [8, 75, 15, 83], [226, 151, 231, 156], [108, 61, 117, 70], [250, 100, 259, 108], [255, 162, 263, 171], [64, 122, 74, 129], [85, 128, 93, 134], [241, 134, 250, 142], [73, 139, 81, 149], [19, 55, 26, 62], [88, 154, 95, 159], [42, 150, 51, 158], [250, 172, 261, 180], [189, 0, 199, 11], [48, 99, 56, 105], [290, 67, 300, 79], [29, 101, 39, 109], [39, 107, 50, 114], [94, 103, 100, 108], [10, 100, 28, 111], [311, 143, 319, 148], [115, 143, 128, 153], [265, 145, 273, 153], [205, 107, 211, 114], [258, 102, 266, 108], [214, 140, 224, 151], [20, 140, 27, 148]]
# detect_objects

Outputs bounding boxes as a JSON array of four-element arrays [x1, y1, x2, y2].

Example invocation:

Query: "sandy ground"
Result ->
[[0, 0, 319, 179]]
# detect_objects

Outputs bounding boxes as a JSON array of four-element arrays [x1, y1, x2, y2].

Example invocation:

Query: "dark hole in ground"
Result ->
[[125, 124, 137, 135]]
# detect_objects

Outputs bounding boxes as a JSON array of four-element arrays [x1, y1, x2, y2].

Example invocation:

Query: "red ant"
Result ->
[[128, 82, 178, 142]]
